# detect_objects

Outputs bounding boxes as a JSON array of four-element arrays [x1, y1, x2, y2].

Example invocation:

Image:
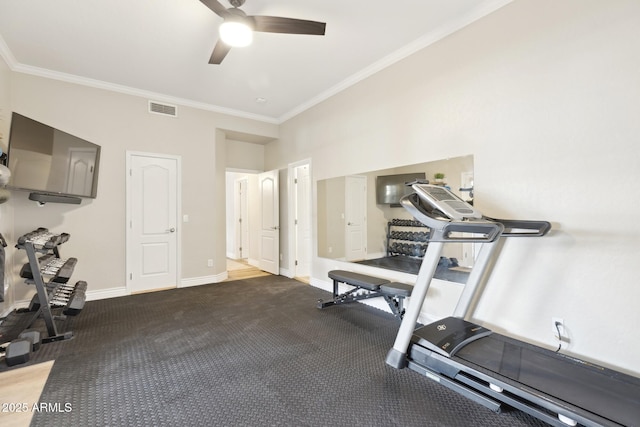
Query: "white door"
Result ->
[[127, 152, 180, 293], [259, 170, 279, 274], [294, 164, 311, 277], [345, 175, 367, 261]]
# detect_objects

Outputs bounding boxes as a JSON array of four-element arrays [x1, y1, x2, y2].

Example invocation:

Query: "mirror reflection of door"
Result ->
[[345, 175, 367, 261], [66, 148, 97, 196]]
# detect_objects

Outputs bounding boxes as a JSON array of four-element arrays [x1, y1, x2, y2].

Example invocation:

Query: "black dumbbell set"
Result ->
[[1, 228, 88, 367], [387, 219, 430, 258]]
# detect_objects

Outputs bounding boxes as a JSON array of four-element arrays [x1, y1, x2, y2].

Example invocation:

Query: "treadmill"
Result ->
[[385, 184, 640, 427]]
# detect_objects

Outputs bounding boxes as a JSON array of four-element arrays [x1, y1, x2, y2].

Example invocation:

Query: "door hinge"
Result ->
[[129, 273, 132, 280], [295, 260, 298, 266]]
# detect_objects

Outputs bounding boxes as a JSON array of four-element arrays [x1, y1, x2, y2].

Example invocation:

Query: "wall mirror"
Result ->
[[317, 155, 474, 283]]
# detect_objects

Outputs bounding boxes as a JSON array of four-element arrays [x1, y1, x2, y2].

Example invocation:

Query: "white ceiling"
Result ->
[[0, 0, 512, 124]]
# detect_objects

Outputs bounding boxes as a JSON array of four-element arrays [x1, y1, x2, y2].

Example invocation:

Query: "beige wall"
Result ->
[[4, 71, 277, 302], [226, 139, 265, 172], [267, 0, 640, 375]]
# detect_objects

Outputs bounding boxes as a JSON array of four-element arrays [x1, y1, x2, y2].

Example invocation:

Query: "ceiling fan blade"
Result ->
[[200, 0, 230, 18], [250, 16, 326, 35], [209, 41, 232, 64]]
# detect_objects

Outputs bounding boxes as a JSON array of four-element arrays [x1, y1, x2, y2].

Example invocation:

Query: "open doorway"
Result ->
[[227, 163, 310, 281], [226, 171, 256, 266], [225, 169, 281, 277]]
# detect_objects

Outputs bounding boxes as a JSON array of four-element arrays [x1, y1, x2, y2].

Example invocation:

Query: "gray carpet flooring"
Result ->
[[27, 276, 545, 426]]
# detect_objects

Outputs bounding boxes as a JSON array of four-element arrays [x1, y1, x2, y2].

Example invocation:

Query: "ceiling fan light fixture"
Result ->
[[201, 0, 326, 64], [219, 20, 253, 47]]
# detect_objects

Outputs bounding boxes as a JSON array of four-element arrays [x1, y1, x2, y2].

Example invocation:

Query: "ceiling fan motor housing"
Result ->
[[201, 0, 326, 64]]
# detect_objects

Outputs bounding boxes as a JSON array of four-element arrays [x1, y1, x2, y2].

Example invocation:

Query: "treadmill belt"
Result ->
[[455, 334, 640, 426]]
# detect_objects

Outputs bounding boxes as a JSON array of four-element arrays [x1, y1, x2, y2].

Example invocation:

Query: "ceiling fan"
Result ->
[[200, 0, 326, 64]]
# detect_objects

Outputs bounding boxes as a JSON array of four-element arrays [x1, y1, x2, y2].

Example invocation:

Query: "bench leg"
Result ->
[[383, 295, 406, 320], [317, 281, 384, 309]]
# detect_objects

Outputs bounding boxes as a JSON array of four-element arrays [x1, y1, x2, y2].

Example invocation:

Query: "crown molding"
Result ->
[[0, 33, 17, 67], [277, 0, 514, 123], [0, 34, 279, 125], [13, 62, 280, 124]]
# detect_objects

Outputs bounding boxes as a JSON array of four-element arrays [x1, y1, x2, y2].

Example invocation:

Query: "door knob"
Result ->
[[166, 227, 175, 233]]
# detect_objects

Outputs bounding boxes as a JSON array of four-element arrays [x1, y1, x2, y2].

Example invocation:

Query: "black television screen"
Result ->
[[7, 113, 101, 198], [376, 172, 426, 206]]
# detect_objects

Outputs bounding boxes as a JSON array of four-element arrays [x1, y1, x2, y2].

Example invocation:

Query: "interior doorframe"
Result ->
[[287, 158, 312, 279], [234, 176, 249, 259], [125, 150, 183, 292]]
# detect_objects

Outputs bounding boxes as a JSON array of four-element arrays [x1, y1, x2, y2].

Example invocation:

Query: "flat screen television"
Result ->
[[376, 172, 426, 206], [7, 112, 101, 200]]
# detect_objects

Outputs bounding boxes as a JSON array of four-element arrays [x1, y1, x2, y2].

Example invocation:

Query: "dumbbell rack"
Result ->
[[16, 228, 86, 343], [386, 218, 430, 259]]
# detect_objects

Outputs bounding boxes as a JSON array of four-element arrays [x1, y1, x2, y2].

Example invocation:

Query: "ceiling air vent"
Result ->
[[148, 101, 177, 117]]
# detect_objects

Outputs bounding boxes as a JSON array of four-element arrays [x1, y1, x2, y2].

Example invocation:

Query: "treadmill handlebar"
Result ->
[[401, 193, 552, 240], [401, 194, 503, 243], [485, 217, 552, 237]]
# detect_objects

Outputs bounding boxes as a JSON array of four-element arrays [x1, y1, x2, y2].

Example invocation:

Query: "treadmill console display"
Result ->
[[413, 184, 482, 220]]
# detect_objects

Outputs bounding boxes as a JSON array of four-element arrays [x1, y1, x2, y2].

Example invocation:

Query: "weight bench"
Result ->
[[317, 270, 413, 319]]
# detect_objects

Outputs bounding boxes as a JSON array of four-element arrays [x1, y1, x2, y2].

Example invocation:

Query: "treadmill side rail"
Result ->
[[406, 361, 502, 414]]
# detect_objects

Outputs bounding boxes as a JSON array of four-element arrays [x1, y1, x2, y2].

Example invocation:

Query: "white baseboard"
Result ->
[[180, 272, 227, 288], [77, 273, 229, 301], [1, 273, 231, 314], [86, 286, 128, 301], [310, 277, 332, 292], [366, 251, 386, 260]]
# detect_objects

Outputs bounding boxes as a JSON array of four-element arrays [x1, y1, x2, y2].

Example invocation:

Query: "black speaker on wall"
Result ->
[[29, 192, 82, 205]]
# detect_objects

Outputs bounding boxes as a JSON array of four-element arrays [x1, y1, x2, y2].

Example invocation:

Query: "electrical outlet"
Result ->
[[552, 317, 564, 339], [207, 259, 213, 267]]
